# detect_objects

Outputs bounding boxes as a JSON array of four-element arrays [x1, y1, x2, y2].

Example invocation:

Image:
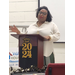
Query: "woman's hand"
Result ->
[[44, 36, 51, 40], [9, 25, 20, 34]]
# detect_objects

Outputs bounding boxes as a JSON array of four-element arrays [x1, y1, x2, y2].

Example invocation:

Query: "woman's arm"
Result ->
[[44, 23, 60, 42], [49, 23, 60, 42], [9, 25, 20, 34]]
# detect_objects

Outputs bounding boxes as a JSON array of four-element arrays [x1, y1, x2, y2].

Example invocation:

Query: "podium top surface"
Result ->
[[11, 34, 48, 41]]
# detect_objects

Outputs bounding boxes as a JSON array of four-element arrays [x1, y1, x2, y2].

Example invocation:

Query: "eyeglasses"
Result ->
[[38, 11, 47, 15]]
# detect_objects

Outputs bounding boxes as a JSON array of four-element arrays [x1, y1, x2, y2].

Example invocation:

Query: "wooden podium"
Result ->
[[11, 34, 47, 69]]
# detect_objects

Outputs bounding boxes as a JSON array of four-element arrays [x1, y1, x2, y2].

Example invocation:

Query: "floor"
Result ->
[[11, 72, 45, 75]]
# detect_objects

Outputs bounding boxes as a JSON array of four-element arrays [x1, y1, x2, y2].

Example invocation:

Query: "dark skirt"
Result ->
[[44, 52, 55, 66]]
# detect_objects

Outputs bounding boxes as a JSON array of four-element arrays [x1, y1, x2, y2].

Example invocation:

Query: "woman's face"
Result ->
[[38, 9, 48, 23]]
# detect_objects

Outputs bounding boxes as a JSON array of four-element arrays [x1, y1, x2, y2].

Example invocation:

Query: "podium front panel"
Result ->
[[19, 35, 38, 69], [11, 34, 45, 69]]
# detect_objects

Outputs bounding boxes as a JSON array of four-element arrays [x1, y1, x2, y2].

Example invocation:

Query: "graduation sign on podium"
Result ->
[[11, 34, 47, 69]]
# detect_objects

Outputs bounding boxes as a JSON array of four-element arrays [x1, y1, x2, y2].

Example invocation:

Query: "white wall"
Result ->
[[54, 43, 65, 63], [9, 0, 38, 26], [9, 0, 65, 64]]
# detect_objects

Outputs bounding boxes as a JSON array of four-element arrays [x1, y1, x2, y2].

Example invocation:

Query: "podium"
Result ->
[[11, 34, 47, 69]]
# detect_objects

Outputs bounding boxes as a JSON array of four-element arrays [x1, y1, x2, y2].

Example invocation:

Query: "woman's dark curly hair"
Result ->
[[36, 6, 52, 22]]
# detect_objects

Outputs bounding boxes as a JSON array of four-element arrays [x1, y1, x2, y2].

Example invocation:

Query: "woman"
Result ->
[[9, 6, 60, 66]]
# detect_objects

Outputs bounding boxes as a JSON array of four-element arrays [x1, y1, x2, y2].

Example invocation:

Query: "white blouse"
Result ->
[[26, 21, 60, 57]]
